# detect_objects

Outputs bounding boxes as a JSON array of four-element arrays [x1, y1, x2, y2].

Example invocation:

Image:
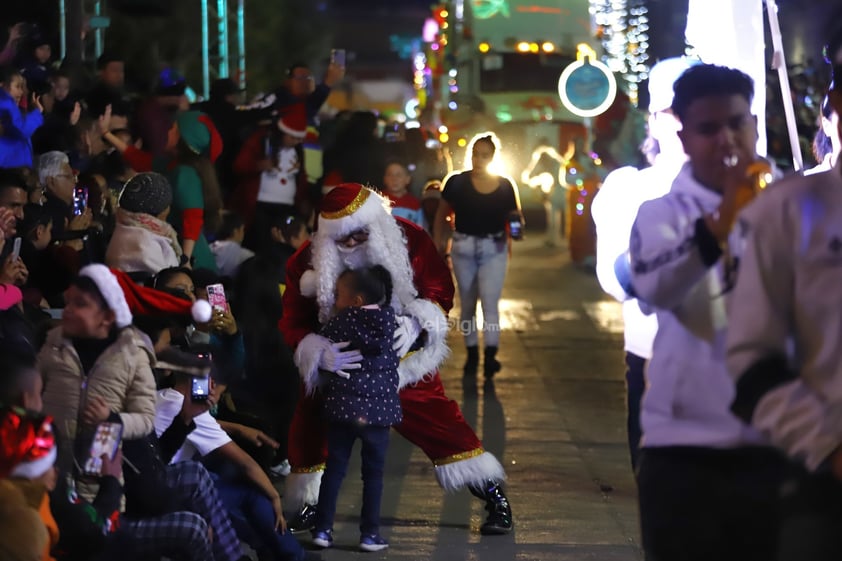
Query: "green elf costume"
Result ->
[[122, 111, 222, 271]]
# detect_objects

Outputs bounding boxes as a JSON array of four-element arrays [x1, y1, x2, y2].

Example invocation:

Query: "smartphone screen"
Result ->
[[206, 283, 229, 313], [11, 237, 21, 260], [331, 48, 346, 67], [83, 422, 123, 476], [73, 186, 89, 216], [191, 376, 210, 401], [508, 214, 523, 240]]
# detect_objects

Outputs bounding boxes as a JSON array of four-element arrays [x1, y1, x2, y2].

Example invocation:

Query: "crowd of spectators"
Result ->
[[0, 18, 452, 561]]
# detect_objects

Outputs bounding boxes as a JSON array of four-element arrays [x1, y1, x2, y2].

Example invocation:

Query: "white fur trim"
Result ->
[[434, 451, 506, 493], [293, 333, 330, 395], [397, 299, 450, 389], [299, 270, 317, 298], [317, 188, 392, 240], [10, 447, 57, 479], [80, 264, 132, 328], [192, 299, 212, 323], [284, 471, 323, 510]]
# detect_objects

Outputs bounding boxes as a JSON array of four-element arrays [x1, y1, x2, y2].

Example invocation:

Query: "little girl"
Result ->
[[382, 160, 423, 226], [310, 265, 401, 552], [0, 66, 44, 167]]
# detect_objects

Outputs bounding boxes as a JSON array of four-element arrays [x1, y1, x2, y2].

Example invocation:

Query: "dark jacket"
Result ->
[[319, 305, 401, 426]]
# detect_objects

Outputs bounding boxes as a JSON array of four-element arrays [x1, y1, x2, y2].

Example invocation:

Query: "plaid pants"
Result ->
[[110, 511, 213, 561], [163, 461, 245, 561]]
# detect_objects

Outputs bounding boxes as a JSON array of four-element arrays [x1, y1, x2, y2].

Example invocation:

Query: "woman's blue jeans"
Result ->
[[450, 232, 508, 347]]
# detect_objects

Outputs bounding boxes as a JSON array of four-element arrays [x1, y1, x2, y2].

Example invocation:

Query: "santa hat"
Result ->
[[109, 268, 213, 325], [79, 264, 134, 328], [316, 183, 391, 240], [0, 407, 57, 480], [277, 104, 307, 138], [176, 111, 223, 163]]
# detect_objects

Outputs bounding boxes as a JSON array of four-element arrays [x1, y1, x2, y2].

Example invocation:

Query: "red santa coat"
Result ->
[[280, 218, 506, 508]]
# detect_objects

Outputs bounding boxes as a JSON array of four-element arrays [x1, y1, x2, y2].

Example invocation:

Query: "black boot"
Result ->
[[469, 480, 513, 534], [484, 346, 501, 379], [463, 346, 479, 376], [288, 503, 317, 534]]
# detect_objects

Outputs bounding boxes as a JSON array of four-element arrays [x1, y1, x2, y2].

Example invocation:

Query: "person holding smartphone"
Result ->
[[433, 133, 523, 379]]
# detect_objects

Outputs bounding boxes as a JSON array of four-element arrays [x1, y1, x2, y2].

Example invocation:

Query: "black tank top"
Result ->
[[442, 171, 518, 236]]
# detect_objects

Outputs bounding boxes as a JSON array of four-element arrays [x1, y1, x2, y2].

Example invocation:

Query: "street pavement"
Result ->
[[289, 233, 643, 561]]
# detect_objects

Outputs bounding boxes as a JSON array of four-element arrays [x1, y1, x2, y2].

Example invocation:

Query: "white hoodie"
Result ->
[[727, 162, 842, 471], [629, 162, 764, 449], [592, 157, 683, 359]]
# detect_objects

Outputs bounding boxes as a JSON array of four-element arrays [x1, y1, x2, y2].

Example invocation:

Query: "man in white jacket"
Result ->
[[628, 64, 788, 561], [727, 65, 842, 561], [592, 57, 694, 469]]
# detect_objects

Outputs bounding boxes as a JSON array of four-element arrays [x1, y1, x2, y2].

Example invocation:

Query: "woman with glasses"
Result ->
[[433, 133, 523, 379]]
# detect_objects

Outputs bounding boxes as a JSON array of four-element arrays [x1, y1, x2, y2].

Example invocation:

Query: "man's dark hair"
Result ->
[[0, 349, 38, 407], [96, 51, 123, 70], [0, 168, 27, 196], [286, 63, 310, 78], [671, 64, 754, 123], [0, 65, 21, 86], [217, 210, 245, 240]]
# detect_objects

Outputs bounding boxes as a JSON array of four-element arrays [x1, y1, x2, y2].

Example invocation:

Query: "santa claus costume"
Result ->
[[281, 183, 513, 535]]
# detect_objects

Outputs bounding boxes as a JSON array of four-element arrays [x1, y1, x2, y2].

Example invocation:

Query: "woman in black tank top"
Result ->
[[432, 133, 522, 379]]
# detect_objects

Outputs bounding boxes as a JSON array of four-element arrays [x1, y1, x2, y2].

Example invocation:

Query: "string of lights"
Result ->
[[589, 0, 650, 106]]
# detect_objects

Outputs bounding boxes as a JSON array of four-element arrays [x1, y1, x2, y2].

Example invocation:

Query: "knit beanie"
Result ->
[[118, 172, 173, 216], [176, 111, 223, 163]]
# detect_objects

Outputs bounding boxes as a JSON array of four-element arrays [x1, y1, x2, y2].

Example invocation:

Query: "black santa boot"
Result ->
[[288, 502, 318, 534], [484, 346, 501, 379], [469, 479, 513, 534]]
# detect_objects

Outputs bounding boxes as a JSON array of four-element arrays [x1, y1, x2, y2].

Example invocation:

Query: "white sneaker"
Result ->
[[269, 459, 291, 477]]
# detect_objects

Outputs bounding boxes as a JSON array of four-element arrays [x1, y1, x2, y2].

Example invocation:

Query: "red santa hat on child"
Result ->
[[80, 265, 213, 327], [0, 408, 57, 479], [108, 268, 213, 325], [277, 103, 308, 139]]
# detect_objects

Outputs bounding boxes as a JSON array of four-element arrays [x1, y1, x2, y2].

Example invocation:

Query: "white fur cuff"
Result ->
[[434, 451, 507, 493], [294, 333, 330, 395], [284, 471, 323, 510], [397, 298, 450, 388]]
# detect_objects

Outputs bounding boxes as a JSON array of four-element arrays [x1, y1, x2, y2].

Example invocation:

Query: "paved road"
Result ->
[[289, 234, 642, 561]]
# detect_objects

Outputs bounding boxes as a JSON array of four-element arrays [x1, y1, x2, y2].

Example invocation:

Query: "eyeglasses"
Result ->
[[337, 230, 369, 245], [291, 74, 314, 81], [55, 174, 77, 183]]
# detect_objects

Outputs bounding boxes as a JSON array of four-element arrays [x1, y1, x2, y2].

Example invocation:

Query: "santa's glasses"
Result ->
[[336, 229, 370, 246]]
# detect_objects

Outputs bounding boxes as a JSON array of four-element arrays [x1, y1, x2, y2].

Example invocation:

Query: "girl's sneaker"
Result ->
[[311, 529, 334, 549], [359, 534, 389, 552]]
